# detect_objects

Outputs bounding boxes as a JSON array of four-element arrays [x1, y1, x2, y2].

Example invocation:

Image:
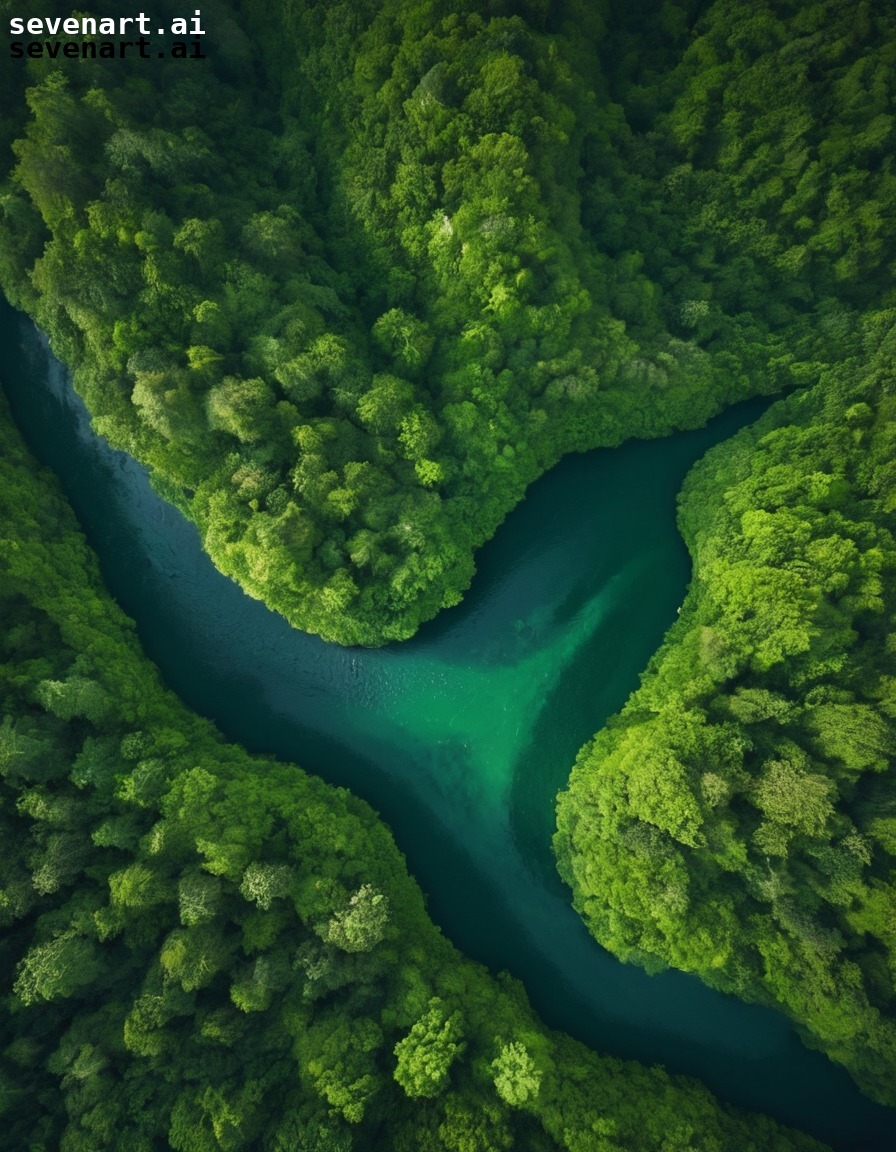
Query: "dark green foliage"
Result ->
[[0, 400, 821, 1150], [556, 318, 896, 1105]]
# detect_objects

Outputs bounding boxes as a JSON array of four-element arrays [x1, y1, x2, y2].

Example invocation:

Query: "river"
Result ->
[[2, 304, 892, 1149]]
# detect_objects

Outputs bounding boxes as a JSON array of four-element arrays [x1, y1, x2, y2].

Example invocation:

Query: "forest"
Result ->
[[0, 398, 820, 1149], [0, 0, 832, 645], [554, 0, 896, 1108], [556, 325, 896, 1105], [0, 0, 894, 1143]]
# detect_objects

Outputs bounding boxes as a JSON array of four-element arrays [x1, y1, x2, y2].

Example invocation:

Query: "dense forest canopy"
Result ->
[[1, 0, 895, 1137], [5, 0, 889, 643], [0, 397, 824, 1150], [552, 0, 896, 1110], [556, 320, 896, 1105]]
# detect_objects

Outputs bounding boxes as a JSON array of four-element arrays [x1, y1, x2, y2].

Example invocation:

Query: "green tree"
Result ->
[[14, 932, 102, 1006], [324, 885, 390, 953], [491, 1040, 542, 1107], [393, 998, 465, 1098]]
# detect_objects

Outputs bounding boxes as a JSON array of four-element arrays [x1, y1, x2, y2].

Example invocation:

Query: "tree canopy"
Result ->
[[1, 0, 895, 1131], [5, 0, 879, 644], [0, 392, 823, 1151], [556, 321, 896, 1105]]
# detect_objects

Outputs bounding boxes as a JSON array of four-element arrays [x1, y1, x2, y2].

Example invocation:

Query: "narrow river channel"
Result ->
[[2, 304, 892, 1149]]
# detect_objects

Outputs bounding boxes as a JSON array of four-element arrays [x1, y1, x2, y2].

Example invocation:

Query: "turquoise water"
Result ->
[[2, 305, 893, 1149]]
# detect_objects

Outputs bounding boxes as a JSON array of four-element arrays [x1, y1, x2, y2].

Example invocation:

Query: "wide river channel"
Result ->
[[2, 304, 893, 1150]]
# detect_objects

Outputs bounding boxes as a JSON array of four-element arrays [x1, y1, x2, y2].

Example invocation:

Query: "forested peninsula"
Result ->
[[554, 0, 896, 1109], [556, 323, 896, 1105], [2, 0, 860, 645], [1, 0, 895, 1138]]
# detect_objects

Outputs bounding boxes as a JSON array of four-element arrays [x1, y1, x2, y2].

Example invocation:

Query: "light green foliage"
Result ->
[[239, 863, 292, 911], [110, 862, 172, 910], [323, 883, 390, 953], [13, 932, 101, 1006], [372, 308, 434, 376], [617, 726, 704, 847], [160, 926, 232, 993], [303, 1016, 382, 1123], [36, 675, 111, 725], [393, 998, 465, 1098], [206, 377, 276, 445], [179, 871, 222, 927], [491, 1040, 542, 1107], [755, 755, 835, 838]]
